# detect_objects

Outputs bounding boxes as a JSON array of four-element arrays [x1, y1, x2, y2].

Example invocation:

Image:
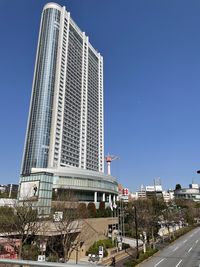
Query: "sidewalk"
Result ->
[[101, 248, 134, 266], [67, 248, 135, 266]]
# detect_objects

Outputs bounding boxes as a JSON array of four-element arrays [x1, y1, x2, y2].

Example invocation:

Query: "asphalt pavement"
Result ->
[[138, 227, 200, 267]]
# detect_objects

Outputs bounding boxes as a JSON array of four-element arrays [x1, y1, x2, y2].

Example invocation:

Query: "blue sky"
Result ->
[[1, 0, 200, 191]]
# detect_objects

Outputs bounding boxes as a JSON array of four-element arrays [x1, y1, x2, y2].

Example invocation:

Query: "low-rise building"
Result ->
[[136, 185, 147, 199], [145, 185, 163, 199], [162, 190, 174, 203], [174, 183, 200, 202]]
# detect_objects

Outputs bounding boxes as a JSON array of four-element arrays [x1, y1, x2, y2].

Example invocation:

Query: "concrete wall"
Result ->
[[71, 217, 118, 260]]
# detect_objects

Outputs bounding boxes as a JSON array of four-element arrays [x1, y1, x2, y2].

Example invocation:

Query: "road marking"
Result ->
[[176, 259, 182, 267], [188, 247, 193, 253], [173, 246, 179, 251], [183, 239, 187, 243], [154, 258, 165, 267], [196, 240, 199, 244]]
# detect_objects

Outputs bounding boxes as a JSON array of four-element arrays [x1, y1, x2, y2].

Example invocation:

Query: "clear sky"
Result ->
[[0, 0, 200, 191]]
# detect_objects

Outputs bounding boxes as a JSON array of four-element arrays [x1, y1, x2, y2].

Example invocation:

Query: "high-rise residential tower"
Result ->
[[22, 3, 104, 174], [19, 3, 117, 214]]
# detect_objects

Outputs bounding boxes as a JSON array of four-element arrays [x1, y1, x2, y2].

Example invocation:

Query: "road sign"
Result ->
[[99, 246, 104, 258], [38, 255, 45, 262], [40, 242, 46, 252], [53, 211, 63, 222]]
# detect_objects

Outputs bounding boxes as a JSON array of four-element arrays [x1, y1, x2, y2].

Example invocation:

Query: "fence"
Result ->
[[0, 258, 104, 266]]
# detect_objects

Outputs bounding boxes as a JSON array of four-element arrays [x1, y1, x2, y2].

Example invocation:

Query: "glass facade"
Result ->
[[53, 175, 118, 193], [22, 8, 60, 174], [19, 172, 53, 215], [19, 171, 118, 214], [53, 189, 95, 202]]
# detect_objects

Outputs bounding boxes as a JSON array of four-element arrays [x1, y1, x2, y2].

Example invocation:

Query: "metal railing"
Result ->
[[0, 258, 104, 266]]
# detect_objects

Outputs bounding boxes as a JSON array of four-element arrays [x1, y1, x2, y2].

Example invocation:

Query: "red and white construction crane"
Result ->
[[105, 154, 119, 175]]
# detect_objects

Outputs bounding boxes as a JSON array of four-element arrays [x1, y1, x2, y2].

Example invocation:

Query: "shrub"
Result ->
[[124, 248, 158, 267], [97, 202, 106, 217], [86, 239, 114, 257], [87, 202, 97, 218], [101, 239, 113, 248], [105, 207, 112, 217], [78, 203, 88, 218], [47, 253, 59, 262], [22, 244, 40, 260]]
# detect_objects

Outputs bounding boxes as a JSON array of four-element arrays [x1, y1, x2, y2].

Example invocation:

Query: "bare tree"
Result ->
[[0, 201, 40, 259], [126, 198, 167, 248], [48, 192, 89, 262]]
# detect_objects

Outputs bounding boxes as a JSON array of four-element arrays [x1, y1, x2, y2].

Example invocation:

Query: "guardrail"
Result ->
[[0, 258, 104, 266]]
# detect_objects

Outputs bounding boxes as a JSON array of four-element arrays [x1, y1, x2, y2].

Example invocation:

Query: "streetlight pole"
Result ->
[[133, 205, 139, 259], [75, 248, 78, 264]]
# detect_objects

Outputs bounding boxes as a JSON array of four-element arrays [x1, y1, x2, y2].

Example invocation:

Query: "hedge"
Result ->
[[86, 239, 114, 257]]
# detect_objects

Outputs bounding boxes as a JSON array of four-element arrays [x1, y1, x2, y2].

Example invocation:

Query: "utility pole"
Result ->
[[75, 248, 78, 264]]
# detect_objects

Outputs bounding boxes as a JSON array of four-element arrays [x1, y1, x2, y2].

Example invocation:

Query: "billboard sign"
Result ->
[[146, 185, 162, 192], [19, 181, 39, 200], [122, 188, 129, 196]]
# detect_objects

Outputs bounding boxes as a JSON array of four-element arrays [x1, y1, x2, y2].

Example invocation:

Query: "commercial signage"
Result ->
[[121, 195, 128, 200], [146, 185, 162, 192], [122, 188, 129, 196], [19, 181, 39, 200]]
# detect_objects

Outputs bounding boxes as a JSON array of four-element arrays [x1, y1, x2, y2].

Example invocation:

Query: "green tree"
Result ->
[[78, 203, 88, 218], [175, 184, 182, 190], [0, 202, 40, 259], [98, 201, 106, 217], [87, 202, 97, 218], [126, 198, 167, 248]]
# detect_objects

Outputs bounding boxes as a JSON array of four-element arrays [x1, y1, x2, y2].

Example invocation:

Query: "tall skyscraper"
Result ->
[[19, 3, 117, 214], [22, 3, 104, 175]]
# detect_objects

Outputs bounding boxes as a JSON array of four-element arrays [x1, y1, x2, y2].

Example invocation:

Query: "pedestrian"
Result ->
[[111, 256, 116, 267]]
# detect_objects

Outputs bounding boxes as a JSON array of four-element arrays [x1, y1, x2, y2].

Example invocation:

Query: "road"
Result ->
[[138, 227, 200, 267]]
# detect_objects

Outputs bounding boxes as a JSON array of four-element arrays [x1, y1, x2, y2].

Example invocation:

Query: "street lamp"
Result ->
[[133, 205, 139, 259]]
